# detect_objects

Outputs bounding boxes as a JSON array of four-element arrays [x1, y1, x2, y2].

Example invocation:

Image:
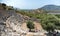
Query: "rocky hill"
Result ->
[[0, 3, 45, 36], [40, 5, 60, 11], [0, 11, 45, 36]]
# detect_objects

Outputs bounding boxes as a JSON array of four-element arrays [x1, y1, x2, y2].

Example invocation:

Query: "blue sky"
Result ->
[[0, 0, 60, 9]]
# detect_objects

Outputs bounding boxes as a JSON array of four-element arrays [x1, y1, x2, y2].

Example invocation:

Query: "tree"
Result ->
[[46, 23, 56, 32], [2, 3, 6, 9], [2, 3, 6, 6], [27, 21, 34, 32]]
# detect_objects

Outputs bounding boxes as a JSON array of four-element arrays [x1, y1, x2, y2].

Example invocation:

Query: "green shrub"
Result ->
[[27, 21, 34, 32]]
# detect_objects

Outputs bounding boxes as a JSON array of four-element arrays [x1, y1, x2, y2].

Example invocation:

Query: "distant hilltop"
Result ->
[[40, 5, 60, 11]]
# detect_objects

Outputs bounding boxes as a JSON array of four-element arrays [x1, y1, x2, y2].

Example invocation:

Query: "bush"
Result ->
[[27, 21, 34, 32], [2, 3, 6, 6], [46, 23, 56, 32]]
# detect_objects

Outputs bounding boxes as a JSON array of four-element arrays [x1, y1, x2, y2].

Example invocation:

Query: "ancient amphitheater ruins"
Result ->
[[0, 10, 46, 36]]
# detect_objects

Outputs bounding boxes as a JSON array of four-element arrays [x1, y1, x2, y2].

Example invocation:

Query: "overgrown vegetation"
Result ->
[[16, 10, 60, 32]]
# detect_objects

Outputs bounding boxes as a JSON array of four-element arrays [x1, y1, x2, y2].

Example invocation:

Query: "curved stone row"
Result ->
[[5, 15, 24, 36], [0, 14, 46, 36]]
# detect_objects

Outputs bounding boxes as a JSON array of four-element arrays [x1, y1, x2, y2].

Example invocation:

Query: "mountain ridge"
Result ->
[[40, 5, 60, 11]]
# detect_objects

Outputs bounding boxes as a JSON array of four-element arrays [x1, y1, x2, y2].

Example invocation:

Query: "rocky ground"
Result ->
[[0, 10, 46, 36]]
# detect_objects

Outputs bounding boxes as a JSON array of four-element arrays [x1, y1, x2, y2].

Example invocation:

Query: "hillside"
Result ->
[[0, 3, 45, 36], [40, 5, 60, 11], [17, 5, 60, 14], [0, 3, 60, 36]]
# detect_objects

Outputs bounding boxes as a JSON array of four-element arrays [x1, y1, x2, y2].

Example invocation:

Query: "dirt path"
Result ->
[[33, 21, 43, 31]]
